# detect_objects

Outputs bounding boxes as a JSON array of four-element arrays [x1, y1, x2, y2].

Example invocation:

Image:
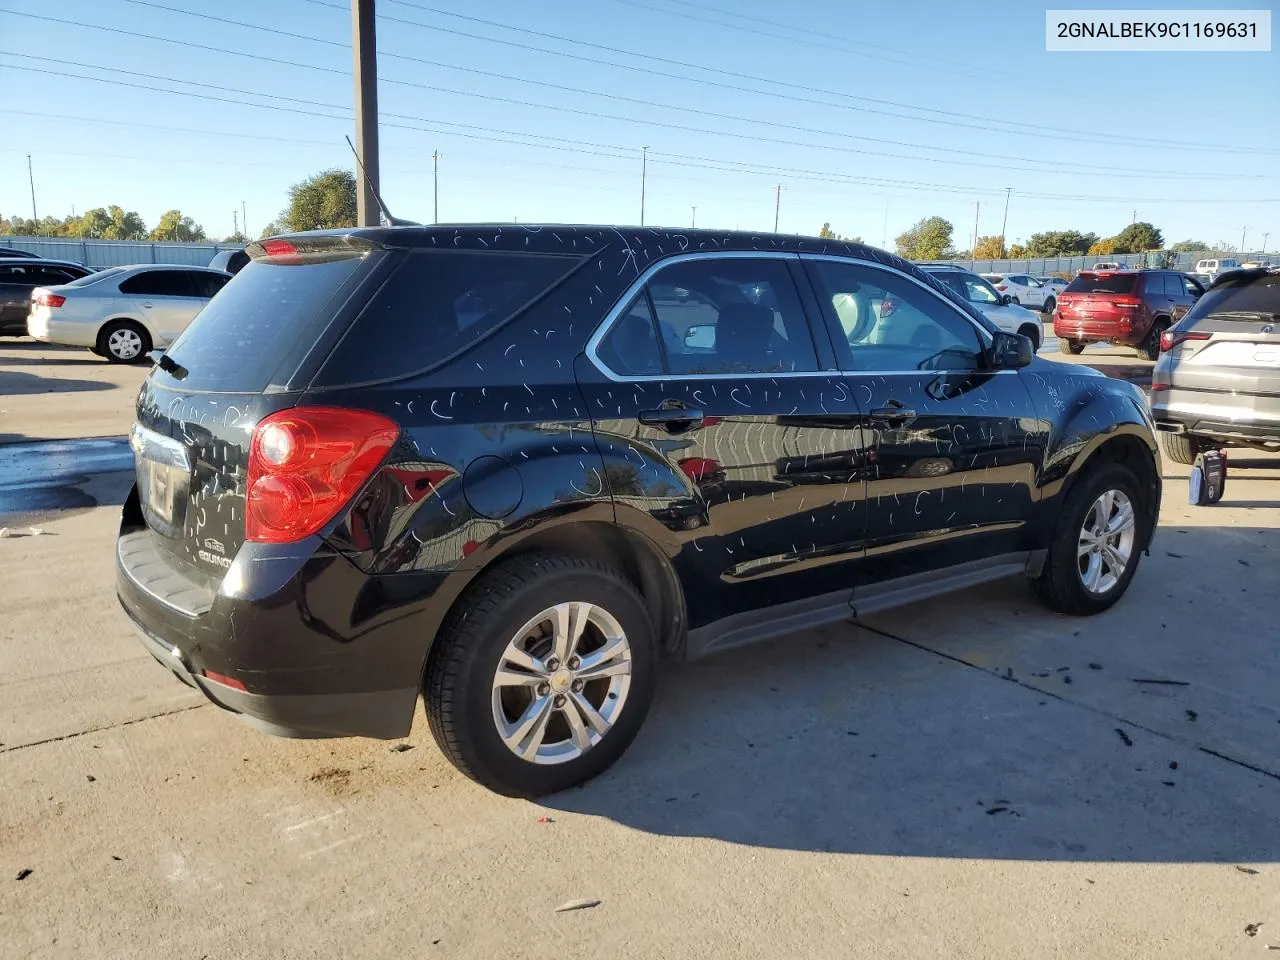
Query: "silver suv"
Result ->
[[1151, 267, 1280, 463]]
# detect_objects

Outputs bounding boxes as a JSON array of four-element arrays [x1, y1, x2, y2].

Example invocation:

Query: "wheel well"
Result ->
[[460, 521, 686, 656], [1077, 435, 1160, 546]]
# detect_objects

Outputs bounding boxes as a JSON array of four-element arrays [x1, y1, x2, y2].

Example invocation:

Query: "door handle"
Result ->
[[638, 404, 705, 434], [869, 404, 917, 424], [140, 302, 154, 308]]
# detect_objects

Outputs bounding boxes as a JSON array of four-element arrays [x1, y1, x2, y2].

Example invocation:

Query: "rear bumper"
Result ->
[[27, 314, 98, 347], [1151, 393, 1280, 445], [1053, 315, 1134, 343], [115, 522, 422, 740]]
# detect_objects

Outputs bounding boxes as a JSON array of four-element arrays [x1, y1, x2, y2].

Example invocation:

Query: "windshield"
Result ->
[[941, 273, 1002, 304], [1065, 273, 1137, 294], [65, 267, 125, 287], [1182, 271, 1280, 323]]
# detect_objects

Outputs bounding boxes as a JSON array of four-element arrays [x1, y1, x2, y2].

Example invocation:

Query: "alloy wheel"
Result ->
[[1077, 489, 1136, 594], [107, 328, 143, 360], [491, 601, 633, 765]]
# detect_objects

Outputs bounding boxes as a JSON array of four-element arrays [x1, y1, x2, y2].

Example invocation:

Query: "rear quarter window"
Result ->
[[313, 250, 584, 386], [1065, 273, 1137, 294]]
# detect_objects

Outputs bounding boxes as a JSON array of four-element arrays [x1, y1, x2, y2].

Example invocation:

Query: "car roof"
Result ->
[[116, 263, 232, 273], [0, 257, 88, 269]]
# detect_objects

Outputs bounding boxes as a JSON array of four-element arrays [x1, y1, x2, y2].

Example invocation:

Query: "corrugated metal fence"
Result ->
[[0, 236, 243, 269], [929, 250, 1274, 276]]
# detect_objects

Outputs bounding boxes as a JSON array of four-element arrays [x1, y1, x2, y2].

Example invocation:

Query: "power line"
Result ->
[[368, 0, 1279, 157], [0, 38, 1257, 183], [1, 66, 1273, 207]]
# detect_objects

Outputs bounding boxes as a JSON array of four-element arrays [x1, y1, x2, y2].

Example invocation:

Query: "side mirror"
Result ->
[[1000, 293, 1014, 305], [989, 330, 1034, 369]]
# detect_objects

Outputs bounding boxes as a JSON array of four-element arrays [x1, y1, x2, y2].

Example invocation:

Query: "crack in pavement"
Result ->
[[0, 703, 209, 755], [853, 619, 1280, 783]]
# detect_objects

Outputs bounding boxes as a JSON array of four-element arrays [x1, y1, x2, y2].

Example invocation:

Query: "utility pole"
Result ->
[[691, 206, 696, 228], [773, 184, 781, 232], [998, 187, 1011, 256], [1132, 209, 1138, 225], [351, 0, 381, 227], [232, 209, 238, 237], [433, 150, 440, 223], [1262, 232, 1270, 253], [640, 146, 649, 226], [1241, 226, 1247, 253], [27, 154, 36, 221], [972, 201, 980, 269], [881, 205, 889, 249]]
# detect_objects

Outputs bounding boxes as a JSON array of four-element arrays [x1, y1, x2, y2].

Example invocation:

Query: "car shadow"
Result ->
[[0, 370, 115, 396], [543, 525, 1280, 864], [0, 437, 133, 519]]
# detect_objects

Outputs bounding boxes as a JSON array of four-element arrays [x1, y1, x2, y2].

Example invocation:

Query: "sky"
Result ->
[[1, 0, 1278, 252]]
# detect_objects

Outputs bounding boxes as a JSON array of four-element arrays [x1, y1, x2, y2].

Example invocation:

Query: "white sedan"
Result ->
[[27, 264, 231, 362], [980, 273, 1059, 312]]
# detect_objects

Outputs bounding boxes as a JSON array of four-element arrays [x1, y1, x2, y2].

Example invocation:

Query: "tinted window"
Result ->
[[158, 256, 371, 392], [597, 296, 663, 377], [1183, 272, 1280, 322], [187, 271, 230, 299], [811, 260, 984, 372], [66, 267, 124, 287], [621, 257, 817, 376], [119, 270, 194, 297], [1065, 273, 1137, 294], [1182, 275, 1204, 297], [936, 272, 1002, 305], [318, 251, 582, 385]]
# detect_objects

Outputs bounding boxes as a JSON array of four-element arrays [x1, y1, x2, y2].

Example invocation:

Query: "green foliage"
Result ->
[[223, 231, 248, 244], [1111, 221, 1163, 254], [0, 214, 76, 237], [973, 235, 1006, 259], [72, 206, 147, 240], [1171, 240, 1208, 253], [281, 169, 357, 233], [818, 223, 862, 243], [896, 216, 954, 260], [1007, 242, 1027, 258], [1025, 230, 1098, 257], [150, 209, 207, 242], [1087, 238, 1116, 256]]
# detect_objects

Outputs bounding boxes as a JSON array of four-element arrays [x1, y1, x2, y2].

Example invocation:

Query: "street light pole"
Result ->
[[691, 205, 696, 228], [27, 154, 36, 221], [1241, 226, 1247, 253], [241, 200, 247, 239], [433, 150, 440, 223], [640, 146, 649, 226], [972, 201, 980, 270], [1263, 232, 1270, 254], [999, 187, 1011, 256], [351, 0, 381, 227], [773, 184, 781, 232]]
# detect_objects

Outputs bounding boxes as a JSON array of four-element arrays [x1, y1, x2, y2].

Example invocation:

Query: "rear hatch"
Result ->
[[129, 236, 390, 582], [1057, 271, 1140, 331], [1162, 270, 1280, 421]]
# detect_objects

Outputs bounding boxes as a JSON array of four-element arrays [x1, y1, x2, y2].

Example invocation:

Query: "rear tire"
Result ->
[[424, 553, 657, 797], [1042, 296, 1056, 315], [1159, 431, 1204, 466], [97, 320, 151, 363], [1033, 462, 1146, 616], [1138, 321, 1166, 362], [1060, 338, 1086, 355]]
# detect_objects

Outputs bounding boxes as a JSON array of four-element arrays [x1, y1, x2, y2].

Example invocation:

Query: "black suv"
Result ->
[[117, 226, 1161, 796], [0, 258, 92, 335]]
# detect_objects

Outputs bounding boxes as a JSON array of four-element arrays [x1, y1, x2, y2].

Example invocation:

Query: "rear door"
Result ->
[[130, 241, 387, 577], [803, 255, 1045, 582], [120, 269, 200, 345], [580, 252, 868, 635]]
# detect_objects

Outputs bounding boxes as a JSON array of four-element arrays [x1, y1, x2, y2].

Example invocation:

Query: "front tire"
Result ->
[[1033, 463, 1146, 616], [1060, 338, 1086, 355], [1159, 431, 1204, 466], [424, 553, 657, 797], [97, 320, 151, 363], [1018, 323, 1041, 351]]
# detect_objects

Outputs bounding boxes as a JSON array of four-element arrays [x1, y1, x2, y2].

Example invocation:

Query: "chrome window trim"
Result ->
[[584, 251, 830, 383]]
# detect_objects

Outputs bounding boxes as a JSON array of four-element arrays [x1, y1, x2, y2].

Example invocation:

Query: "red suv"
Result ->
[[1054, 270, 1204, 360]]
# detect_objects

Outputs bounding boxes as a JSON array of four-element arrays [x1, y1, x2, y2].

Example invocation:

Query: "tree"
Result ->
[[1025, 230, 1098, 257], [1111, 221, 1163, 254], [973, 235, 1006, 259], [895, 216, 954, 260], [818, 222, 863, 243], [150, 209, 207, 242], [1087, 237, 1116, 256], [72, 208, 113, 239], [223, 231, 248, 244], [258, 222, 281, 239], [1171, 240, 1208, 253], [1008, 242, 1027, 258], [281, 169, 357, 232]]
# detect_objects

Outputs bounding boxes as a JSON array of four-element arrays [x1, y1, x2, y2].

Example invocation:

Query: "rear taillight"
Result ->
[[246, 407, 399, 543], [34, 292, 65, 308], [995, 284, 1007, 291], [1160, 329, 1210, 352], [1110, 296, 1141, 309]]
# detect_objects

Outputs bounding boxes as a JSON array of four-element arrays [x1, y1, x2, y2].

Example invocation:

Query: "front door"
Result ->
[[802, 256, 1045, 585], [579, 252, 869, 637]]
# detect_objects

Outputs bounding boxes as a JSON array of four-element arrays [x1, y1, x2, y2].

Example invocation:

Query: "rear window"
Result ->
[[157, 256, 372, 392], [66, 267, 125, 287], [314, 250, 582, 386], [1065, 273, 1137, 294], [1183, 271, 1280, 323]]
